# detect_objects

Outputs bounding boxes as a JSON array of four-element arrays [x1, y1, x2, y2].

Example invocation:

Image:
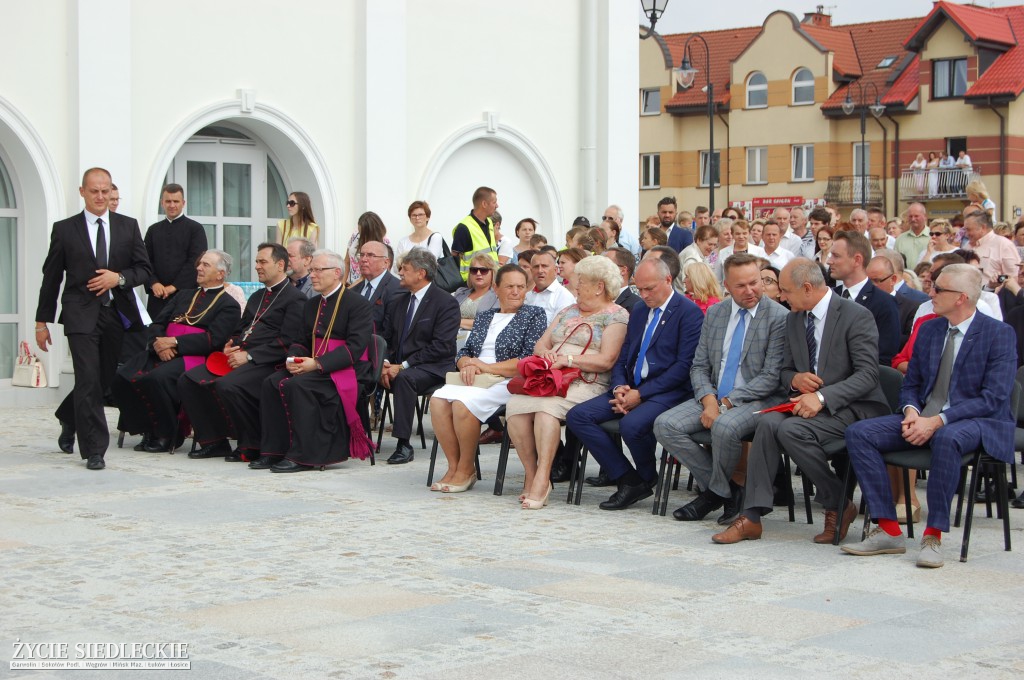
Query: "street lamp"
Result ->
[[841, 81, 885, 210], [639, 0, 670, 40], [675, 33, 715, 214]]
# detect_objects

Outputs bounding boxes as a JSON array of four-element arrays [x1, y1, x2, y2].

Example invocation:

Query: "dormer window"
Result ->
[[933, 58, 967, 99], [877, 55, 897, 69]]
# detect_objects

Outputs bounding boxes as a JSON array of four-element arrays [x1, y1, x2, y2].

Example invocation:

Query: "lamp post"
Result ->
[[675, 34, 714, 214], [639, 0, 670, 40], [841, 82, 885, 210]]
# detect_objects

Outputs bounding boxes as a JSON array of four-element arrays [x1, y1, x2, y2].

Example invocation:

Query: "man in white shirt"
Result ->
[[774, 208, 802, 256], [714, 220, 766, 281], [604, 204, 641, 259], [761, 221, 794, 269], [789, 207, 816, 259], [526, 250, 575, 324]]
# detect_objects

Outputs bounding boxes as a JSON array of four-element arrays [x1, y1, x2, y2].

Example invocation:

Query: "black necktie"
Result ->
[[398, 295, 417, 360], [363, 282, 373, 299], [841, 288, 851, 299], [95, 218, 107, 269], [805, 311, 817, 374]]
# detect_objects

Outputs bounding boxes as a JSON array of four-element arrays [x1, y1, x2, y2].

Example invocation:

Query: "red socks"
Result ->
[[878, 518, 902, 536], [923, 526, 942, 540]]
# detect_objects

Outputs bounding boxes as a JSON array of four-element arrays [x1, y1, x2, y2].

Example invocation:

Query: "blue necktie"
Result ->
[[717, 308, 747, 398], [805, 311, 817, 374], [634, 307, 662, 385], [398, 295, 417, 360]]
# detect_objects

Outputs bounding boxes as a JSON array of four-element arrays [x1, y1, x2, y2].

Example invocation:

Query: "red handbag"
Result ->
[[508, 323, 594, 398]]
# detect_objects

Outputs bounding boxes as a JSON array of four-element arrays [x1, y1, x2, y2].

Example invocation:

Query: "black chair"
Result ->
[[867, 383, 1019, 562], [425, 436, 483, 486], [363, 334, 388, 465], [376, 384, 438, 452], [424, 403, 499, 487]]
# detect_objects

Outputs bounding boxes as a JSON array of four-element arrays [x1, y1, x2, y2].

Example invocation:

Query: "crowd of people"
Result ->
[[35, 169, 1024, 570]]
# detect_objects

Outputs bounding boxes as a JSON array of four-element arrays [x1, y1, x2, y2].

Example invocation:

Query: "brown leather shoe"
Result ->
[[478, 428, 503, 445], [711, 515, 763, 544], [814, 500, 858, 544]]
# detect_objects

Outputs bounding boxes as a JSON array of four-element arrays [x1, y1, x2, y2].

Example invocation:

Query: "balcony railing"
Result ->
[[823, 175, 883, 207], [899, 167, 981, 201]]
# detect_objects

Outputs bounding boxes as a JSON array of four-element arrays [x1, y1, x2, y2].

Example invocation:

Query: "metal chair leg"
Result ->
[[474, 445, 482, 481], [493, 429, 511, 496], [903, 467, 915, 540], [960, 455, 983, 562], [426, 437, 439, 486]]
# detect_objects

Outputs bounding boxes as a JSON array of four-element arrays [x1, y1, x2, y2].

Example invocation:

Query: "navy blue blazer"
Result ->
[[611, 292, 704, 405], [352, 271, 402, 334], [668, 226, 694, 253], [839, 280, 900, 366], [903, 313, 1017, 463], [457, 305, 547, 364]]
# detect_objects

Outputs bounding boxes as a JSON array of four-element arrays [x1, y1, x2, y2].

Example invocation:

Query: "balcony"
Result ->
[[823, 175, 883, 207], [899, 167, 981, 201]]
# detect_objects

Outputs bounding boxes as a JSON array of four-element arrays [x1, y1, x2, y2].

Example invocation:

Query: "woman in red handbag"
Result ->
[[506, 256, 629, 509]]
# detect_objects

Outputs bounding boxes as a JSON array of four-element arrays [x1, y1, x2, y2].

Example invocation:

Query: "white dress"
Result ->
[[431, 312, 516, 421], [392, 232, 446, 275]]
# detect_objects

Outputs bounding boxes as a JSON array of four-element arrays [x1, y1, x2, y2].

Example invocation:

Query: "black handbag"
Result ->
[[433, 235, 466, 293]]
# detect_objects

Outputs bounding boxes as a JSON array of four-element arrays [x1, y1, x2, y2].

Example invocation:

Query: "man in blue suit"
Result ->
[[843, 264, 1017, 568], [566, 257, 704, 510], [829, 231, 900, 365], [657, 196, 693, 253]]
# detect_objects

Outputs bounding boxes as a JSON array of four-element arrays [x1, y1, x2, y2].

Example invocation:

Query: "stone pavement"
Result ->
[[2, 405, 1023, 679]]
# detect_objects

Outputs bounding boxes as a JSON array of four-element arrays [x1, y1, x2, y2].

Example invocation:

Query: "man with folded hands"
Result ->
[[178, 242, 306, 462]]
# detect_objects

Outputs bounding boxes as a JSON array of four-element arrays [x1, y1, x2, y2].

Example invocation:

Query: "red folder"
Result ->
[[754, 401, 797, 415]]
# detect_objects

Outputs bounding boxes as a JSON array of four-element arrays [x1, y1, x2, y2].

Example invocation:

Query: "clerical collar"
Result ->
[[202, 285, 225, 293], [322, 283, 343, 300], [166, 215, 181, 224], [265, 277, 288, 291]]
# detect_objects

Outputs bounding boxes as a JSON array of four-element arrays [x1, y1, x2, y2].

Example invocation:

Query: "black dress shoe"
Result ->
[[248, 455, 281, 470], [58, 420, 75, 454], [550, 459, 572, 483], [717, 482, 745, 526], [585, 470, 615, 487], [86, 455, 105, 471], [133, 433, 153, 452], [1012, 491, 1024, 510], [975, 483, 1013, 503], [672, 490, 726, 521], [599, 482, 654, 510], [387, 444, 415, 465], [143, 437, 172, 453], [188, 440, 232, 459], [270, 459, 314, 473], [224, 448, 251, 462]]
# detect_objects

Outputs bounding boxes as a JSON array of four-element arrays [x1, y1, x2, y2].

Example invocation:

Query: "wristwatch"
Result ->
[[118, 273, 126, 288], [246, 353, 254, 362], [816, 391, 826, 406]]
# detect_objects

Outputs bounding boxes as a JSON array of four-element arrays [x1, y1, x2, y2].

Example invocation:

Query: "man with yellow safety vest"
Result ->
[[451, 186, 500, 282]]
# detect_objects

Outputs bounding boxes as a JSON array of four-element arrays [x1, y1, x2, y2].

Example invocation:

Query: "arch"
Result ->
[[418, 121, 564, 240], [791, 67, 815, 105], [745, 71, 768, 108], [144, 98, 337, 247]]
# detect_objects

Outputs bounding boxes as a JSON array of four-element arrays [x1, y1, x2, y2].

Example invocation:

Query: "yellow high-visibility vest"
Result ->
[[454, 214, 498, 281]]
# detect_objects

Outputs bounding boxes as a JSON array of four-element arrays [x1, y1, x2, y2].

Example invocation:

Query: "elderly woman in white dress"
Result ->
[[429, 264, 548, 493]]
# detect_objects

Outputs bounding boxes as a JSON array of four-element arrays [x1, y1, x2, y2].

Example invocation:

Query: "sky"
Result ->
[[643, 0, 1023, 34]]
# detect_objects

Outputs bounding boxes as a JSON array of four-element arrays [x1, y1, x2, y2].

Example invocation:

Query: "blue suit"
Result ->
[[845, 312, 1017, 531], [840, 280, 900, 366], [566, 293, 704, 483], [668, 226, 693, 253]]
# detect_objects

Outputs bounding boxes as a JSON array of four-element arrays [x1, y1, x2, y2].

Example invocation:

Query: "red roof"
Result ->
[[906, 1, 1017, 49], [662, 26, 762, 112], [820, 18, 922, 112], [965, 6, 1024, 99], [801, 23, 862, 78]]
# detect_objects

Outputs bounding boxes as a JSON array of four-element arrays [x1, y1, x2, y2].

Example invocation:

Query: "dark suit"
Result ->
[[352, 271, 402, 334], [895, 284, 929, 346], [846, 313, 1017, 531], [744, 291, 890, 516], [178, 278, 306, 453], [614, 288, 642, 312], [382, 283, 461, 442], [667, 225, 694, 253], [143, 215, 208, 318], [37, 210, 152, 459], [566, 292, 704, 484], [838, 279, 901, 366]]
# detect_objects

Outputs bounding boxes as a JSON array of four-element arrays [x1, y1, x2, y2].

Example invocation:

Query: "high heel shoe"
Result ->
[[441, 477, 477, 493], [430, 481, 446, 492], [895, 502, 922, 524], [522, 484, 552, 510]]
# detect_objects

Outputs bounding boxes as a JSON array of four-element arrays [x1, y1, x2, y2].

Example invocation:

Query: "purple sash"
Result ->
[[166, 322, 207, 371], [322, 338, 376, 461]]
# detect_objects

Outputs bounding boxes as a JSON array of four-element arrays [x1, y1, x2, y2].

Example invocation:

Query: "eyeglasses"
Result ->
[[761, 277, 778, 285], [309, 266, 339, 274], [929, 231, 947, 237], [358, 252, 387, 259], [469, 267, 492, 275], [409, 212, 427, 219], [285, 200, 298, 207], [932, 285, 965, 296], [869, 276, 892, 285], [601, 215, 616, 222]]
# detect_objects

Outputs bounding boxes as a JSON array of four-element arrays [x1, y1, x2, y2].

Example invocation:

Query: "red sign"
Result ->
[[752, 196, 804, 208]]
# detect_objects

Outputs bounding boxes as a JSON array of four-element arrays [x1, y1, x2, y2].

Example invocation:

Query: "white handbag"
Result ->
[[12, 340, 47, 388]]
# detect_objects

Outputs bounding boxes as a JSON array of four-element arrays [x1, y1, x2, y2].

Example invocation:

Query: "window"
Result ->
[[946, 136, 967, 159], [746, 72, 767, 108], [978, 48, 999, 77], [792, 68, 815, 105], [933, 58, 968, 99], [699, 150, 720, 187], [0, 150, 19, 381], [876, 55, 897, 69], [746, 147, 767, 184], [640, 88, 661, 116], [792, 144, 814, 181], [640, 153, 660, 189]]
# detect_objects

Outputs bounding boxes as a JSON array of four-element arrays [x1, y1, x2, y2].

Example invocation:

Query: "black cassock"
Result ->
[[177, 278, 305, 452], [113, 286, 240, 439], [259, 287, 373, 466]]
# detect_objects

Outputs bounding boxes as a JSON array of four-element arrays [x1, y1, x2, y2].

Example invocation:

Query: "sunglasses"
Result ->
[[929, 231, 947, 237], [932, 284, 964, 296], [469, 267, 492, 275], [285, 200, 298, 207]]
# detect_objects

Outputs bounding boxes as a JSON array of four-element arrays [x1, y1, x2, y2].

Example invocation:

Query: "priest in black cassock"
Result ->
[[143, 184, 208, 318], [113, 249, 240, 453], [178, 242, 306, 462], [249, 249, 374, 473]]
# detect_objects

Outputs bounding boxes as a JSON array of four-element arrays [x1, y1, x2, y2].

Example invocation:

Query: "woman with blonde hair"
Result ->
[[277, 191, 319, 247], [921, 219, 958, 263], [452, 254, 499, 347], [964, 179, 996, 217], [682, 262, 723, 314]]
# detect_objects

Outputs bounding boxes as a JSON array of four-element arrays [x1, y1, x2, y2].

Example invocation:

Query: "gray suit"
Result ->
[[654, 296, 788, 497], [745, 291, 890, 514]]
